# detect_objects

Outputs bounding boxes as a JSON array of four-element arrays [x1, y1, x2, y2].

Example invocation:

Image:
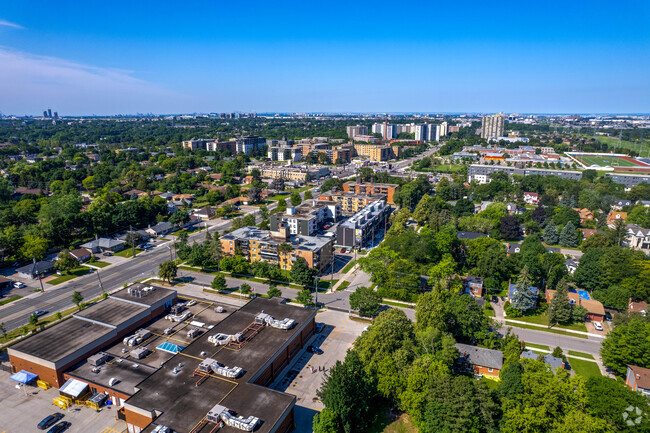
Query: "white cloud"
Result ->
[[0, 19, 24, 29], [0, 47, 188, 115]]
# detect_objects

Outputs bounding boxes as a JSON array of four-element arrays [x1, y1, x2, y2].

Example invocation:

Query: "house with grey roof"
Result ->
[[521, 350, 565, 371], [81, 238, 126, 254], [146, 222, 174, 238], [455, 343, 503, 378], [17, 260, 55, 280]]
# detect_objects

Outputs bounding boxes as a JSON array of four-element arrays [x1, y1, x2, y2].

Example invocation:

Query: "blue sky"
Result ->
[[0, 1, 648, 115]]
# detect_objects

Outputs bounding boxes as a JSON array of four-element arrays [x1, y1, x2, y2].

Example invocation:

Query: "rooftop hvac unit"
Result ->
[[189, 321, 205, 328], [170, 304, 185, 315], [131, 347, 150, 360], [221, 410, 260, 431], [88, 352, 109, 366], [207, 404, 228, 424], [163, 327, 173, 335], [187, 328, 200, 338], [151, 425, 171, 433], [108, 377, 119, 387], [186, 299, 196, 306], [135, 329, 151, 339], [256, 311, 296, 330], [215, 306, 225, 313]]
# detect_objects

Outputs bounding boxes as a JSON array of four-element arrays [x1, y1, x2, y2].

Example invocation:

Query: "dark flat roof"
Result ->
[[75, 298, 147, 327], [10, 318, 113, 363], [111, 283, 176, 307], [67, 354, 157, 396], [128, 297, 315, 433]]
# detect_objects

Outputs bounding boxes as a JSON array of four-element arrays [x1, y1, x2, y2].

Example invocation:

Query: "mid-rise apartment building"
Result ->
[[270, 200, 341, 236], [605, 173, 650, 190], [336, 200, 392, 248], [236, 135, 266, 154], [268, 146, 302, 162], [353, 144, 393, 162], [342, 180, 399, 204], [318, 192, 387, 214], [220, 224, 334, 273], [182, 139, 236, 153], [481, 114, 505, 139], [247, 165, 330, 182], [414, 124, 441, 142], [346, 125, 368, 139]]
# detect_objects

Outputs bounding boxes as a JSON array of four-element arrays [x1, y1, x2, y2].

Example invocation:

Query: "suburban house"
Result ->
[[455, 343, 503, 378], [118, 229, 150, 243], [68, 248, 92, 263], [172, 193, 195, 203], [523, 192, 539, 204], [0, 276, 13, 289], [146, 222, 174, 238], [81, 238, 126, 254], [508, 283, 539, 308], [580, 228, 598, 240], [506, 243, 521, 255], [626, 224, 650, 254], [628, 299, 648, 316], [193, 207, 216, 219], [545, 289, 606, 322], [613, 199, 632, 210], [607, 211, 627, 228], [565, 258, 578, 274], [573, 208, 594, 224], [475, 201, 493, 214], [463, 276, 484, 298], [16, 260, 55, 280], [626, 365, 650, 397], [457, 231, 488, 240], [521, 350, 565, 370], [158, 192, 174, 200]]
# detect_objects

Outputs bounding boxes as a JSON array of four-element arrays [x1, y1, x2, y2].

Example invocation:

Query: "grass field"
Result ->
[[47, 267, 91, 285], [593, 135, 650, 154], [505, 321, 588, 339], [512, 310, 588, 332], [575, 154, 642, 167], [114, 248, 144, 258], [569, 358, 601, 378], [414, 163, 464, 173], [0, 295, 22, 306], [88, 260, 110, 268], [568, 350, 595, 359], [525, 343, 550, 351]]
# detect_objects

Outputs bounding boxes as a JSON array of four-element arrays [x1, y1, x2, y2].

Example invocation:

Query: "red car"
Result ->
[[340, 248, 346, 253]]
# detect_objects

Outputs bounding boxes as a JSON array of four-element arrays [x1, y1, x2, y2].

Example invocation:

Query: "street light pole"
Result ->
[[313, 275, 319, 307]]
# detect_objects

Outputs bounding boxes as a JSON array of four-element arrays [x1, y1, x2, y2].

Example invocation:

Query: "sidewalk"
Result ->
[[330, 263, 359, 291], [504, 318, 605, 339], [526, 346, 613, 378]]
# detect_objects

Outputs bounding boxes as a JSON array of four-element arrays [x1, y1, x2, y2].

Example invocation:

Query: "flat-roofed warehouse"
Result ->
[[124, 297, 316, 433], [7, 284, 176, 387]]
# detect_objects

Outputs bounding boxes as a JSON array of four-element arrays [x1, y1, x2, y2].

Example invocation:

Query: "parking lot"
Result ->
[[0, 370, 125, 433], [271, 309, 368, 432]]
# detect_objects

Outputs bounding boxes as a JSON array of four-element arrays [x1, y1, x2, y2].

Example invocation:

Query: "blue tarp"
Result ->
[[157, 342, 185, 354], [10, 370, 38, 384]]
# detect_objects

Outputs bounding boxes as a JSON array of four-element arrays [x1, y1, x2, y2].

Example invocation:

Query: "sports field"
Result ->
[[575, 154, 644, 167]]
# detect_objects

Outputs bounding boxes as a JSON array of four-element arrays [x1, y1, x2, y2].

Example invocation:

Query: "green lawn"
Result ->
[[114, 248, 144, 258], [0, 295, 22, 306], [88, 260, 110, 268], [337, 281, 351, 291], [341, 260, 357, 274], [414, 163, 464, 173], [513, 310, 588, 332], [568, 350, 595, 360], [382, 299, 416, 309], [505, 321, 588, 339], [569, 358, 601, 378], [592, 135, 650, 154], [47, 267, 91, 285]]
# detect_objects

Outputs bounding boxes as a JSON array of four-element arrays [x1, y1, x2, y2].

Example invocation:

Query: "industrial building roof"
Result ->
[[127, 297, 316, 433], [10, 318, 114, 364], [223, 226, 331, 251], [74, 298, 147, 327]]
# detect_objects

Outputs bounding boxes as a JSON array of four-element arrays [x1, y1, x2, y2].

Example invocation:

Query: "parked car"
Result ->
[[315, 323, 324, 333], [593, 322, 603, 331], [34, 309, 48, 317], [307, 345, 323, 355], [103, 252, 112, 256], [47, 421, 71, 433], [37, 413, 64, 430], [13, 282, 25, 288], [340, 248, 346, 253]]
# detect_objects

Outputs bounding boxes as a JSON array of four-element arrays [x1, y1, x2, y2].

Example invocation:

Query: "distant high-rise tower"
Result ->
[[53, 112, 59, 119], [440, 121, 448, 137], [48, 109, 52, 118], [346, 125, 368, 139], [43, 110, 48, 118], [481, 114, 505, 139]]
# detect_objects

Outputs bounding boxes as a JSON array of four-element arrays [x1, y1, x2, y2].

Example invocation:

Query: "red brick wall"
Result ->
[[8, 354, 61, 387], [475, 365, 499, 377], [124, 407, 153, 431]]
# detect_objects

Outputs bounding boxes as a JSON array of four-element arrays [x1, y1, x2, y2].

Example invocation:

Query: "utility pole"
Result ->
[[313, 275, 319, 307], [96, 269, 103, 293], [33, 257, 45, 293], [130, 225, 136, 258]]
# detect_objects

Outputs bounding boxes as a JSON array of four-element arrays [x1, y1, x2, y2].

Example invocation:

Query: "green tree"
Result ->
[[55, 250, 78, 274], [72, 291, 84, 310], [158, 260, 178, 283], [240, 283, 252, 296], [549, 278, 573, 325], [349, 286, 382, 317], [290, 257, 318, 286], [290, 191, 302, 207], [559, 222, 578, 247], [267, 286, 282, 298], [315, 350, 376, 433], [544, 221, 560, 245], [296, 288, 314, 306], [211, 274, 227, 291], [584, 376, 650, 432], [510, 265, 536, 311], [601, 317, 650, 376], [304, 190, 313, 200], [29, 313, 39, 326], [20, 235, 49, 261], [276, 197, 287, 213], [499, 361, 524, 399], [0, 322, 6, 341], [499, 215, 522, 240]]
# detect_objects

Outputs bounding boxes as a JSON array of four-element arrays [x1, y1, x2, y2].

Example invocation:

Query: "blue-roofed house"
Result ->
[[521, 350, 565, 371]]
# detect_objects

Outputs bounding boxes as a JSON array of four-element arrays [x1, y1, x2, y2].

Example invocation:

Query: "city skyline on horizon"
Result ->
[[1, 0, 648, 116]]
